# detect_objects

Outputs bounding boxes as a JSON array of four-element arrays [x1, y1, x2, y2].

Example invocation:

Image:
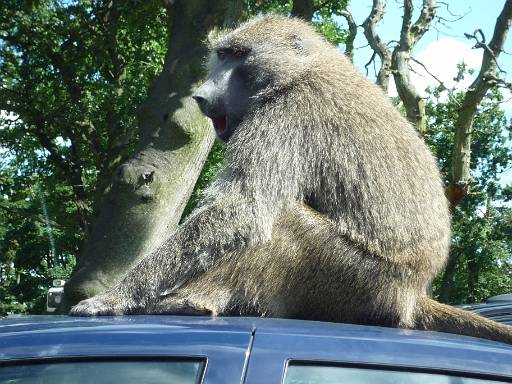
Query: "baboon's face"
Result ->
[[193, 48, 255, 142], [193, 16, 325, 142]]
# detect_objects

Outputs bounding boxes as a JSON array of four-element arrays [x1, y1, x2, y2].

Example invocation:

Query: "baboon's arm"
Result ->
[[69, 192, 277, 316]]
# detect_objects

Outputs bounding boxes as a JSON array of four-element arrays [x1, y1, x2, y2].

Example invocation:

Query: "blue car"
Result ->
[[462, 294, 512, 326], [1, 315, 512, 384]]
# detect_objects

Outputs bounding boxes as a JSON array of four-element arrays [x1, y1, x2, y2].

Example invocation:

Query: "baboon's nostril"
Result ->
[[192, 95, 205, 104]]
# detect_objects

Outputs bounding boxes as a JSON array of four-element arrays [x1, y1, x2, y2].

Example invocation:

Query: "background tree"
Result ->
[[425, 81, 512, 303], [62, 0, 246, 307], [0, 0, 510, 313], [1, 0, 169, 312], [0, 0, 349, 312], [360, 0, 512, 304]]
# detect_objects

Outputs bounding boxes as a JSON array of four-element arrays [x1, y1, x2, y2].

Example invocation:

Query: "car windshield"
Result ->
[[0, 359, 205, 384], [284, 364, 509, 384]]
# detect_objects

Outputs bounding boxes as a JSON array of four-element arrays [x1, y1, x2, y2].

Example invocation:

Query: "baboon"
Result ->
[[71, 15, 512, 345]]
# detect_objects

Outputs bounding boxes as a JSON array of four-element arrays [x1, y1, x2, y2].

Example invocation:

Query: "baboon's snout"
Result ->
[[192, 93, 208, 115]]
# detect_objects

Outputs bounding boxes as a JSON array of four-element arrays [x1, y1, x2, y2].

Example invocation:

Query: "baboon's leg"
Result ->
[[153, 204, 425, 328], [148, 270, 235, 316]]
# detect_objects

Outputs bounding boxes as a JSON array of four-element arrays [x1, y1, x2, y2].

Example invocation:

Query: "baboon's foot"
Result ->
[[69, 295, 126, 316]]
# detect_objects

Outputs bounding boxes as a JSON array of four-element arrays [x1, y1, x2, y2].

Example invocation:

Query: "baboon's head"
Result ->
[[192, 15, 331, 142]]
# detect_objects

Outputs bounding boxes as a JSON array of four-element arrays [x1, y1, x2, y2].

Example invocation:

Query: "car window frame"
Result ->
[[0, 317, 254, 384], [282, 360, 512, 384], [243, 324, 512, 384], [0, 355, 207, 384]]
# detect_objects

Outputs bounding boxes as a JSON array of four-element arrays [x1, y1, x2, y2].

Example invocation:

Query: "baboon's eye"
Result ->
[[217, 48, 237, 60], [217, 48, 229, 61], [216, 47, 249, 61]]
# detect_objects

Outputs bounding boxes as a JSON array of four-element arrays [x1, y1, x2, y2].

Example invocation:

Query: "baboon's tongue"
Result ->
[[211, 116, 227, 135]]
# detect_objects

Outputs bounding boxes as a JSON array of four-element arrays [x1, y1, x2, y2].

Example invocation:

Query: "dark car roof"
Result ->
[[461, 302, 512, 325], [487, 294, 512, 304], [1, 316, 512, 380]]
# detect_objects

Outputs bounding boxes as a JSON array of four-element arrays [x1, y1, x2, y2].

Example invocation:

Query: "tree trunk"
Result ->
[[291, 0, 314, 21], [363, 0, 434, 132], [448, 0, 512, 209], [392, 48, 428, 133], [391, 0, 435, 134], [340, 9, 357, 62], [439, 2, 512, 299], [64, 0, 245, 308], [437, 248, 460, 304], [362, 0, 392, 92]]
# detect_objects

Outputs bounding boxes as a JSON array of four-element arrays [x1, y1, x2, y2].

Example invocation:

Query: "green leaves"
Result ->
[[247, 0, 349, 45], [0, 0, 167, 314], [1, 0, 510, 313], [426, 74, 512, 304]]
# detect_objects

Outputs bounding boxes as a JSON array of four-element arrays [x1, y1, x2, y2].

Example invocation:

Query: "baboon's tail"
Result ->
[[415, 296, 512, 345]]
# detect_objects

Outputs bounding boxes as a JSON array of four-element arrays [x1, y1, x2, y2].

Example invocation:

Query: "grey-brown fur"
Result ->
[[70, 15, 512, 345]]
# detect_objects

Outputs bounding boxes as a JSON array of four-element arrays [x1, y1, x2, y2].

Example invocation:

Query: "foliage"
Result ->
[[426, 77, 512, 304], [0, 0, 167, 314], [247, 0, 349, 44], [1, 0, 510, 314], [0, 167, 76, 314], [181, 142, 225, 221]]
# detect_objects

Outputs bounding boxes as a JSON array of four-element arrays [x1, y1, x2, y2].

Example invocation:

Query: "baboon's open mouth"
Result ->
[[211, 115, 228, 136]]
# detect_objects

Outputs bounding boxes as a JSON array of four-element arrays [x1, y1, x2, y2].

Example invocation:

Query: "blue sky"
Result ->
[[346, 1, 511, 83], [342, 0, 511, 187], [2, 2, 511, 186]]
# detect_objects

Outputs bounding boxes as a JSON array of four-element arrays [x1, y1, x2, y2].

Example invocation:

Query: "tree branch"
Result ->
[[410, 0, 436, 46], [0, 201, 64, 229], [391, 0, 436, 134], [32, 117, 70, 175], [448, 0, 512, 209], [340, 9, 357, 62], [410, 56, 446, 88], [362, 0, 393, 91], [364, 50, 378, 77], [465, 29, 507, 74], [291, 0, 314, 21], [47, 50, 83, 102]]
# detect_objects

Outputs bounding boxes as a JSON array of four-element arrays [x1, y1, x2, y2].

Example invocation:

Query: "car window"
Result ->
[[0, 359, 205, 384], [284, 364, 509, 384]]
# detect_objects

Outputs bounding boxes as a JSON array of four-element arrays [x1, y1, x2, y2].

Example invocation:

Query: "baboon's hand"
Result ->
[[69, 296, 122, 316]]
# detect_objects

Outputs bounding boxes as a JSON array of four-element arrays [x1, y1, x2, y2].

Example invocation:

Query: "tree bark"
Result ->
[[362, 0, 435, 133], [340, 9, 357, 62], [291, 0, 314, 21], [437, 248, 460, 304], [447, 0, 512, 209], [362, 0, 393, 92], [64, 0, 245, 307], [391, 0, 435, 134]]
